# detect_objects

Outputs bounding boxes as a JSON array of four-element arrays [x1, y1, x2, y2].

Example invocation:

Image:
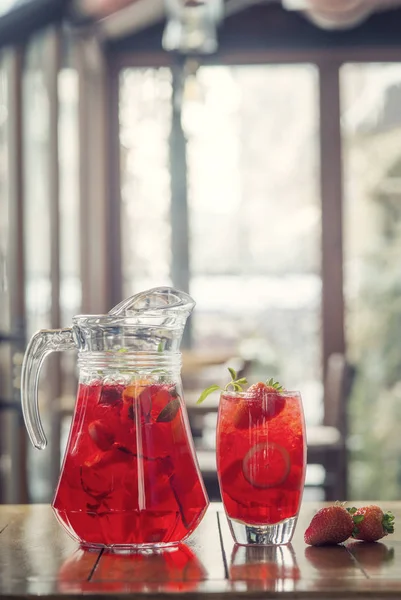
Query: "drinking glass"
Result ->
[[216, 389, 306, 545]]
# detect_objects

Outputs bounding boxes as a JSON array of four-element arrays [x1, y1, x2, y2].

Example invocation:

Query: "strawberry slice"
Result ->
[[122, 379, 152, 405], [121, 379, 152, 422], [242, 442, 290, 488], [88, 420, 115, 451], [98, 385, 123, 407], [233, 382, 286, 429], [150, 384, 176, 421]]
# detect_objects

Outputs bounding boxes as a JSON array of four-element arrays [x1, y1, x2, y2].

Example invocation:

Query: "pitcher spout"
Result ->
[[72, 287, 195, 353], [110, 287, 195, 322]]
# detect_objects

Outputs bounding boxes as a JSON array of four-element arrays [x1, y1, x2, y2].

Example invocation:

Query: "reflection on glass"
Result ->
[[58, 545, 206, 593], [342, 63, 401, 499], [230, 543, 299, 592]]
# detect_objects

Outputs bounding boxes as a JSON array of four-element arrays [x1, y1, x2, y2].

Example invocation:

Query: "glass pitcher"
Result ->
[[21, 287, 209, 550]]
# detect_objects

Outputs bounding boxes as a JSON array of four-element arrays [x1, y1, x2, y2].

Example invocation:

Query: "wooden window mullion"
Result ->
[[319, 62, 345, 381]]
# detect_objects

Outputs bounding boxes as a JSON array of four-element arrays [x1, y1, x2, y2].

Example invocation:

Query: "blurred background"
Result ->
[[1, 0, 401, 504]]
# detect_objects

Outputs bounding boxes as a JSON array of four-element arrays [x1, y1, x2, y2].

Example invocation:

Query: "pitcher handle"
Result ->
[[21, 328, 76, 450]]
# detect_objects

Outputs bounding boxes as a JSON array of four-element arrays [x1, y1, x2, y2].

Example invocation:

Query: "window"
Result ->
[[0, 55, 9, 334], [187, 65, 321, 414], [23, 34, 53, 501], [342, 63, 401, 499], [120, 64, 322, 424], [120, 68, 173, 294], [22, 34, 81, 502]]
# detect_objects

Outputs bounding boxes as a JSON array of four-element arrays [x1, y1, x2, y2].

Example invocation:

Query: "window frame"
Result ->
[[5, 25, 401, 499]]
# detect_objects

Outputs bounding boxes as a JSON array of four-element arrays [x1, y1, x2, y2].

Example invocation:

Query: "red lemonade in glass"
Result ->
[[216, 385, 306, 545], [53, 379, 208, 548]]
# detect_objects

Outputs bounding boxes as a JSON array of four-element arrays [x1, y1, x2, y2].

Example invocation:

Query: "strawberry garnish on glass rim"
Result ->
[[233, 378, 287, 429], [196, 371, 288, 405], [251, 378, 285, 394], [196, 371, 287, 427]]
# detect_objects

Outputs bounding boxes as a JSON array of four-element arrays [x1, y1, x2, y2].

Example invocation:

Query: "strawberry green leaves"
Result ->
[[383, 511, 396, 534], [265, 377, 284, 392], [196, 368, 248, 404]]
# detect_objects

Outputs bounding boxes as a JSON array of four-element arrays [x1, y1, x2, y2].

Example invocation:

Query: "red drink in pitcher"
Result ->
[[53, 379, 208, 548], [216, 385, 306, 545], [21, 287, 208, 549]]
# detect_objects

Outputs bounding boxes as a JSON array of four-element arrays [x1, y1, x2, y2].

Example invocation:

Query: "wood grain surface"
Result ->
[[0, 502, 400, 598]]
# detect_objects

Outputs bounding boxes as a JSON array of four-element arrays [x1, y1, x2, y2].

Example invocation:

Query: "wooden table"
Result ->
[[0, 502, 400, 598]]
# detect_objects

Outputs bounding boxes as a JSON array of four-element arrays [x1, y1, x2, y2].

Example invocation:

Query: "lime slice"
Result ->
[[242, 442, 290, 489]]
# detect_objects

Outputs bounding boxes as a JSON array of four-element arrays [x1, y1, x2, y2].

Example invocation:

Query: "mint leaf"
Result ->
[[228, 367, 237, 381], [156, 397, 181, 422], [196, 384, 221, 404]]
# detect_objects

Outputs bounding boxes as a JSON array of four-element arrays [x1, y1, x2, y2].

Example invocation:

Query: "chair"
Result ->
[[307, 352, 356, 500]]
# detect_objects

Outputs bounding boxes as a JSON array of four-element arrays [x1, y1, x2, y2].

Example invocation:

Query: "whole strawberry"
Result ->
[[304, 505, 354, 546], [348, 505, 395, 542], [233, 379, 286, 429]]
